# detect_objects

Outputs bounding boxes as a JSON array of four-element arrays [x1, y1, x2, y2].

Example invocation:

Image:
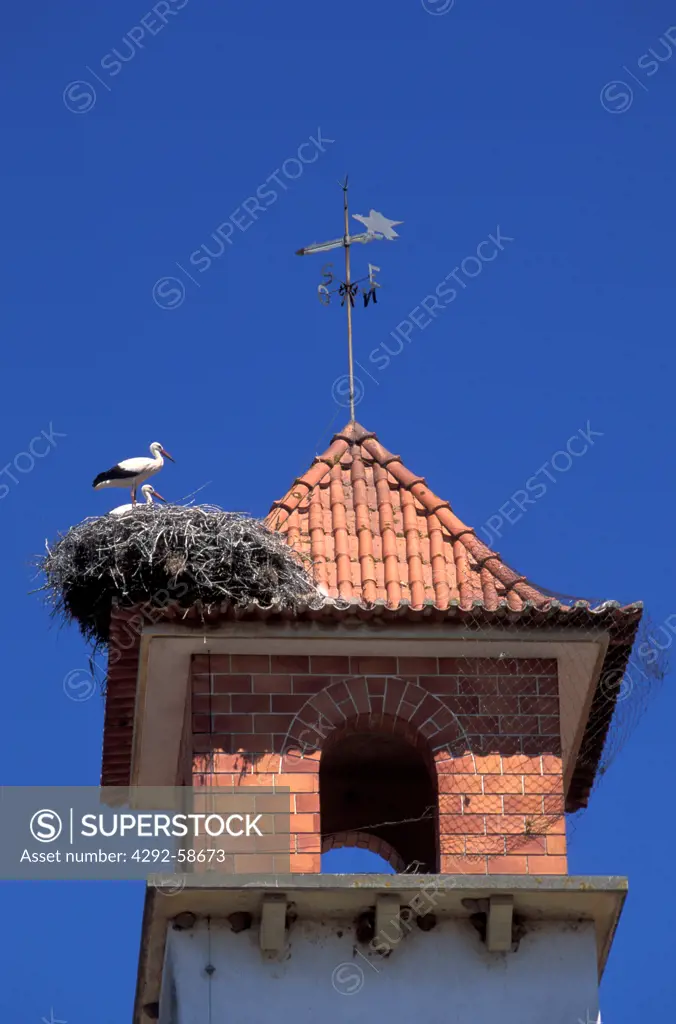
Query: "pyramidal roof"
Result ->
[[266, 421, 559, 613], [100, 420, 642, 803]]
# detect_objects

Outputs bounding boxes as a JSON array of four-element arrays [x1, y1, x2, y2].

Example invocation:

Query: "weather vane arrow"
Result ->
[[295, 176, 403, 422]]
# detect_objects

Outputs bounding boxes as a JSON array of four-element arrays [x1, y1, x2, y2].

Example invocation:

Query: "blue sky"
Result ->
[[1, 0, 676, 1019]]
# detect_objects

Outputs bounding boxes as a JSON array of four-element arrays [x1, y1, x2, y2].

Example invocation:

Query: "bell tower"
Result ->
[[102, 420, 640, 1024]]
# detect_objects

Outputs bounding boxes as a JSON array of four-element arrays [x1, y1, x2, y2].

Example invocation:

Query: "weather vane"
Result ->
[[296, 177, 402, 421]]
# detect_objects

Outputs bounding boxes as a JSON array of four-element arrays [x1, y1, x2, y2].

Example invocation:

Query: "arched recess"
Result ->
[[319, 719, 439, 873]]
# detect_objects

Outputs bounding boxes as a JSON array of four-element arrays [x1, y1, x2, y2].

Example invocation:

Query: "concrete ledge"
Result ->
[[135, 874, 627, 1021]]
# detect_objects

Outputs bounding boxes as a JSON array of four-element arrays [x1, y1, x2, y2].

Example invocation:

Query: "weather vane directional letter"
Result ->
[[295, 176, 402, 422]]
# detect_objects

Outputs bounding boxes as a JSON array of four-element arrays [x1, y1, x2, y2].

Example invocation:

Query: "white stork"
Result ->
[[108, 484, 168, 516], [92, 441, 174, 504]]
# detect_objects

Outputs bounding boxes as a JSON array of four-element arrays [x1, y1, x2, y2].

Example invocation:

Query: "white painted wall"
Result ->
[[160, 916, 600, 1024]]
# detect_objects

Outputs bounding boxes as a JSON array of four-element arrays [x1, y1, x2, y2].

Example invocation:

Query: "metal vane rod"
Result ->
[[295, 177, 402, 426], [342, 178, 355, 422]]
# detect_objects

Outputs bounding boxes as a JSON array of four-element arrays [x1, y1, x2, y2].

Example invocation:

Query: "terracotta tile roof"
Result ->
[[101, 420, 642, 815], [266, 421, 554, 612]]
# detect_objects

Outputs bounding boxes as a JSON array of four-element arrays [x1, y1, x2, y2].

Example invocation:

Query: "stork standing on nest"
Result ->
[[108, 484, 168, 516], [92, 441, 174, 504]]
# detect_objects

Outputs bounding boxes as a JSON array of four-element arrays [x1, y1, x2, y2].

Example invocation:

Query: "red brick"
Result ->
[[292, 813, 320, 833], [523, 735, 559, 755], [542, 755, 563, 774], [350, 656, 397, 674], [504, 794, 543, 814], [213, 714, 253, 732], [474, 754, 502, 774], [400, 681, 428, 705], [502, 754, 542, 775], [520, 696, 559, 716], [289, 853, 320, 872], [440, 854, 487, 874], [192, 695, 232, 714], [281, 753, 320, 773], [424, 675, 458, 695], [410, 695, 442, 730], [365, 676, 387, 695], [231, 733, 272, 751], [232, 694, 271, 713], [487, 855, 528, 874], [546, 835, 567, 855], [478, 659, 524, 675], [325, 679, 348, 704], [524, 774, 563, 794], [272, 655, 310, 673], [398, 700, 418, 722], [439, 774, 483, 794], [497, 676, 538, 696], [231, 654, 270, 673], [484, 775, 523, 795], [281, 773, 319, 792], [539, 716, 560, 736], [271, 694, 305, 713], [512, 836, 546, 855], [544, 795, 565, 814], [292, 675, 331, 694], [211, 675, 253, 694], [295, 793, 320, 813], [541, 815, 566, 835], [447, 694, 479, 715], [439, 754, 476, 773], [253, 674, 292, 693], [209, 753, 241, 772], [194, 734, 229, 752], [191, 675, 210, 694], [463, 794, 502, 815], [235, 854, 276, 873], [479, 695, 518, 716], [466, 836, 505, 855], [438, 794, 463, 815], [439, 814, 486, 834], [346, 677, 371, 714], [514, 659, 555, 674], [439, 658, 473, 674], [500, 715, 539, 735], [461, 715, 500, 735], [201, 772, 236, 786], [538, 679, 559, 696], [439, 836, 466, 855], [252, 714, 290, 733], [458, 677, 499, 695], [237, 772, 275, 787], [310, 656, 349, 674], [192, 654, 230, 673], [485, 815, 526, 835], [467, 734, 508, 755], [210, 671, 254, 696], [296, 834, 321, 854], [398, 657, 438, 675], [384, 677, 408, 716], [192, 715, 211, 733], [527, 856, 567, 874]]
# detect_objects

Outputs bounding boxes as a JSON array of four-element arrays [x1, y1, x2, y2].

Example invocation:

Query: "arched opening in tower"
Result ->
[[319, 730, 438, 873]]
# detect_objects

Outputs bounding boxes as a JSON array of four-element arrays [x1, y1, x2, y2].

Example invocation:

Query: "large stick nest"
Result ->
[[37, 505, 319, 649]]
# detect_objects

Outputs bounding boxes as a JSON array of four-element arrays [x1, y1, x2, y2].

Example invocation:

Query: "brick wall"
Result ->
[[191, 653, 566, 875]]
